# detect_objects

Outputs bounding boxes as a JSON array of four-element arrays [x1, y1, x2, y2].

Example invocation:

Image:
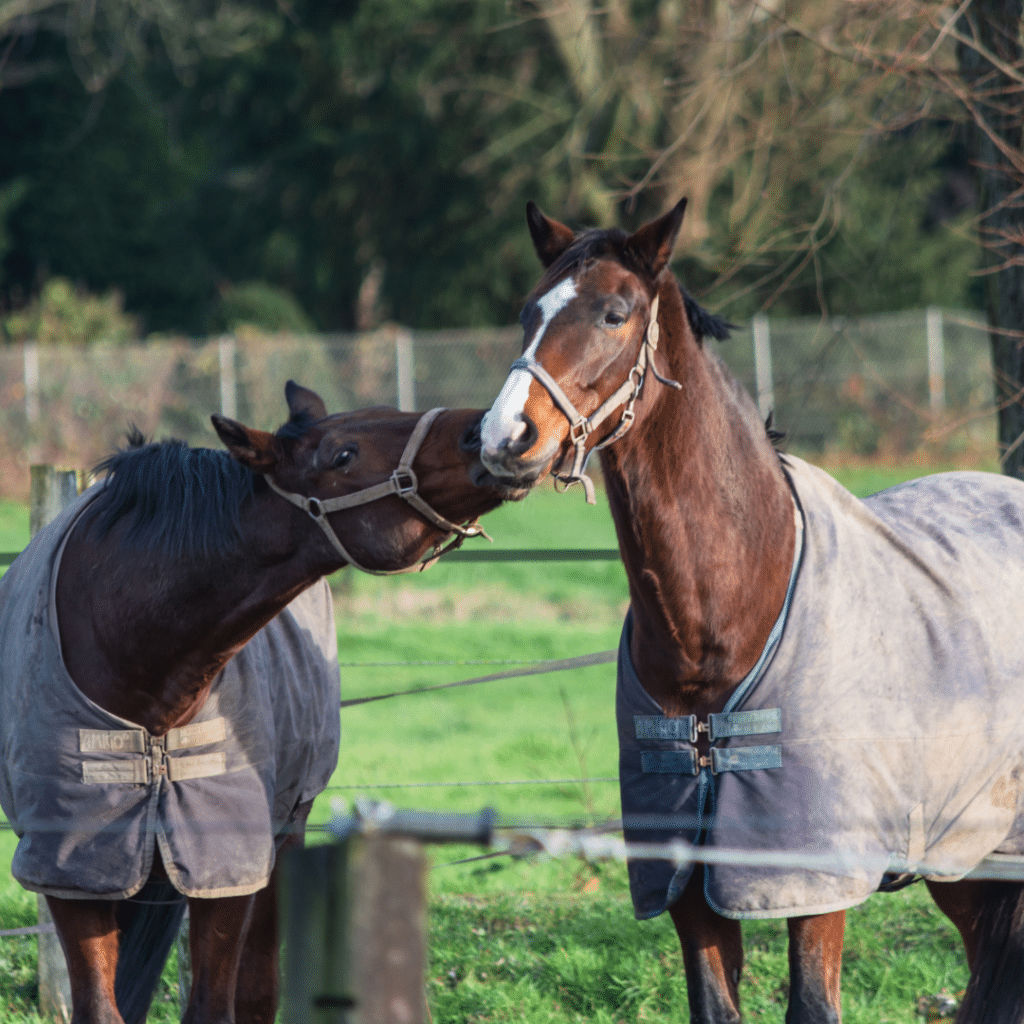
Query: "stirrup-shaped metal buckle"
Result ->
[[306, 496, 325, 519], [391, 468, 417, 496], [569, 420, 590, 446]]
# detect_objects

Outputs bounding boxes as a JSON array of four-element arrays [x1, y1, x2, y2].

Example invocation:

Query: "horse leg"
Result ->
[[927, 878, 1024, 1024], [234, 801, 314, 1024], [785, 911, 845, 1024], [668, 868, 745, 1023], [183, 893, 257, 1024], [45, 896, 123, 1024]]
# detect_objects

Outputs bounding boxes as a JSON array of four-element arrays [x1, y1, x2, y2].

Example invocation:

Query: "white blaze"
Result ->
[[481, 276, 577, 451]]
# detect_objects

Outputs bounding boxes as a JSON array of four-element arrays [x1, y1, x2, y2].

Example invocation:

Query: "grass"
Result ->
[[0, 459, 987, 1021]]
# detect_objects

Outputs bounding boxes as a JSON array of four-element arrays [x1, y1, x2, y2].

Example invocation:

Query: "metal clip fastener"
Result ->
[[569, 420, 591, 445], [148, 737, 167, 780], [391, 468, 417, 496]]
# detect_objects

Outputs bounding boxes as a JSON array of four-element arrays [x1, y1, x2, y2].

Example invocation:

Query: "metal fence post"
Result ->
[[30, 464, 82, 1024], [752, 313, 775, 421], [395, 330, 416, 412], [926, 306, 946, 417]]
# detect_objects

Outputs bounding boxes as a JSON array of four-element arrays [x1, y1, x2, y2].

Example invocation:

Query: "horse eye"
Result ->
[[604, 311, 626, 328], [332, 445, 357, 470]]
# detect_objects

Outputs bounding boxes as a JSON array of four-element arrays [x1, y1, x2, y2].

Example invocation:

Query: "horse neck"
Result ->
[[598, 283, 796, 717], [57, 490, 324, 735]]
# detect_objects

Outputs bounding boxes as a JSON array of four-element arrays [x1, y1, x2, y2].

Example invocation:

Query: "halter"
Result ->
[[265, 407, 491, 576], [509, 292, 681, 504]]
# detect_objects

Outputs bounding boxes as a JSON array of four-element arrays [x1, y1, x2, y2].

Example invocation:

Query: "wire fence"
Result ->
[[0, 307, 998, 498]]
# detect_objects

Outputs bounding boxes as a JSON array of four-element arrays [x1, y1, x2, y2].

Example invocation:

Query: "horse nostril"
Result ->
[[507, 414, 538, 457], [460, 417, 483, 453]]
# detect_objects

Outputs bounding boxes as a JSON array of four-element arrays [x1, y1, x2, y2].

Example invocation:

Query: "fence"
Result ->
[[0, 307, 999, 498]]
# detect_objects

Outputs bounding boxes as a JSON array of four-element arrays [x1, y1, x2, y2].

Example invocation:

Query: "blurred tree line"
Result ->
[[0, 0, 997, 335], [0, 0, 1021, 468]]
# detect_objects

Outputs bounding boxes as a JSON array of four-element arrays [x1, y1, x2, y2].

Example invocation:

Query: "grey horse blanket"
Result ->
[[619, 454, 1024, 920], [0, 487, 340, 899]]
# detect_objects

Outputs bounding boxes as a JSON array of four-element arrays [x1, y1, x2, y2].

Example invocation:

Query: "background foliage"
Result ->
[[0, 0, 998, 337]]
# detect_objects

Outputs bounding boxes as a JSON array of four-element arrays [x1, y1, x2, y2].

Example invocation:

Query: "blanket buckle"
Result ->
[[148, 737, 167, 780]]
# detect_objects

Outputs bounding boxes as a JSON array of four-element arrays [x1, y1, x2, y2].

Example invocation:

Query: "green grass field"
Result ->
[[0, 462, 981, 1021]]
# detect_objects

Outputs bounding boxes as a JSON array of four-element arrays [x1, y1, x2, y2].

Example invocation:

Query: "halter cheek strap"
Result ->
[[510, 293, 680, 504], [265, 407, 492, 576]]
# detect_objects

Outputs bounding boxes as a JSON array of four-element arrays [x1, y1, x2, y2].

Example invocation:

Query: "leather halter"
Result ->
[[510, 292, 681, 504], [264, 407, 491, 576]]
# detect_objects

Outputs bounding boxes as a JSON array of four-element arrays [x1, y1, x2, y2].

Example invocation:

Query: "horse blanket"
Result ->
[[618, 454, 1024, 920], [0, 487, 341, 899]]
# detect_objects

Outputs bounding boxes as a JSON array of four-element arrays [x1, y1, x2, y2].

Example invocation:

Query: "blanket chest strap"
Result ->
[[79, 718, 228, 784]]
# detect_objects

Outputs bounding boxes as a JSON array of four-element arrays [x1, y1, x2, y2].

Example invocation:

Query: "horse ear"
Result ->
[[212, 415, 282, 473], [625, 197, 688, 278], [285, 380, 328, 421], [527, 201, 576, 268]]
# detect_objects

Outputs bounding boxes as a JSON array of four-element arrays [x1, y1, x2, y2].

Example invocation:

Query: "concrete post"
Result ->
[[926, 306, 946, 417], [395, 331, 416, 412], [752, 314, 775, 421], [219, 335, 238, 420]]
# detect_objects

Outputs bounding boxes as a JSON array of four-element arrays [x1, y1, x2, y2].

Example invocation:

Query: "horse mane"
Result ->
[[85, 414, 316, 559]]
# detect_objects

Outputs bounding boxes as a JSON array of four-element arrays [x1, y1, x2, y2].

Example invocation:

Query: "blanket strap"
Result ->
[[79, 717, 228, 784], [635, 711, 782, 776]]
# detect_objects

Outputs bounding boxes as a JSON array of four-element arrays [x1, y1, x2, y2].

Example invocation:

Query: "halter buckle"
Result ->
[[306, 496, 325, 519], [569, 420, 591, 446], [391, 468, 417, 496]]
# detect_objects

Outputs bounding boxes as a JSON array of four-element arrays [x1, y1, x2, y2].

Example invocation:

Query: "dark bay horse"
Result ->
[[0, 382, 519, 1024], [477, 200, 1024, 1023]]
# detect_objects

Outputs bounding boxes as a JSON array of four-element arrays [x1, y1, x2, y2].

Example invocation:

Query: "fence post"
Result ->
[[395, 330, 416, 412], [752, 313, 774, 421], [30, 464, 82, 1024], [219, 335, 238, 420], [280, 807, 493, 1024], [926, 306, 945, 417], [23, 342, 40, 425], [280, 834, 427, 1024]]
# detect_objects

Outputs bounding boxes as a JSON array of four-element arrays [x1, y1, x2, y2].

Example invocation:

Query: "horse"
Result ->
[[0, 381, 521, 1024], [475, 198, 1024, 1023]]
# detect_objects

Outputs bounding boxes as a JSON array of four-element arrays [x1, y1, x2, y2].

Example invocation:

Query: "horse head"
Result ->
[[214, 381, 523, 574], [479, 198, 728, 502]]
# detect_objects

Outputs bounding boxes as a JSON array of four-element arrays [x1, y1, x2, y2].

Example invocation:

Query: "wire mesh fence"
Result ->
[[0, 308, 998, 497]]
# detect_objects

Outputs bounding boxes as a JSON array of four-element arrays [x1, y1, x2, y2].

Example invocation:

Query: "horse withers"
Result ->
[[0, 382, 522, 1024], [477, 200, 1024, 1023]]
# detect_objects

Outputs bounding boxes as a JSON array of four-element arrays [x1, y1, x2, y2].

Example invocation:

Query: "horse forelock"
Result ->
[[87, 438, 256, 559]]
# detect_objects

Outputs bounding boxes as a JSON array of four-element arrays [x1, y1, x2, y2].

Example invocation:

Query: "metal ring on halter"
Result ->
[[264, 407, 491, 576]]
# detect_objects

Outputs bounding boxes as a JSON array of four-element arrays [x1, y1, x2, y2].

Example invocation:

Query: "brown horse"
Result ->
[[0, 381, 519, 1024], [477, 200, 1024, 1023]]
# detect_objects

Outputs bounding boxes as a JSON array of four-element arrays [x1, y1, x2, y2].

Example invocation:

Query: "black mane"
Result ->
[[86, 437, 257, 559], [83, 413, 316, 559]]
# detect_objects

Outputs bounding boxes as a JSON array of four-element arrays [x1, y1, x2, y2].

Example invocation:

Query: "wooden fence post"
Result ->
[[30, 464, 83, 1024], [279, 807, 493, 1024], [279, 835, 427, 1024]]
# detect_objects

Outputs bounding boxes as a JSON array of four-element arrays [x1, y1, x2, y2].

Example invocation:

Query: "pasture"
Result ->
[[0, 462, 981, 1021]]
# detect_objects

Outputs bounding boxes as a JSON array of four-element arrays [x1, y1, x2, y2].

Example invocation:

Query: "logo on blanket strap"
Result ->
[[634, 710, 782, 776], [79, 717, 228, 784]]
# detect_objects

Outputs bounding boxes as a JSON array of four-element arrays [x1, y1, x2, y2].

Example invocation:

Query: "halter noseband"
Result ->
[[264, 407, 491, 576], [509, 292, 680, 504]]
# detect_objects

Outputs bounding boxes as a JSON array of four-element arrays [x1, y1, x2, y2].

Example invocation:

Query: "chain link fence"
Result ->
[[0, 310, 997, 498]]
